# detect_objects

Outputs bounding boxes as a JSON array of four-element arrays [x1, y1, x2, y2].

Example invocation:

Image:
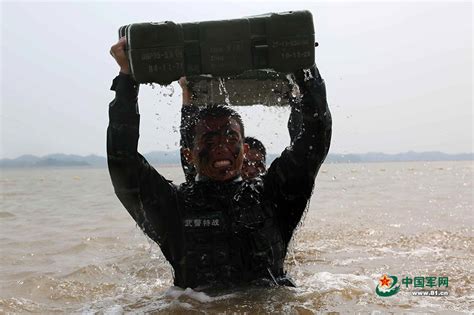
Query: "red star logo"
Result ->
[[379, 274, 392, 287]]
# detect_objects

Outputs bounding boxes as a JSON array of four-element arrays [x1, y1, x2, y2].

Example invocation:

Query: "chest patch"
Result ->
[[183, 213, 224, 229]]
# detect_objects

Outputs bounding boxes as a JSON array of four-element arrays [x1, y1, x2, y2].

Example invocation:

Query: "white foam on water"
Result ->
[[164, 286, 186, 299], [301, 271, 373, 293], [104, 305, 124, 315], [164, 286, 237, 303], [376, 246, 444, 257], [168, 300, 194, 310], [335, 256, 380, 266]]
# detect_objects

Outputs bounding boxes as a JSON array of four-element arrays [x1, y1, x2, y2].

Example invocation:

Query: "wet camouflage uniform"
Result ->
[[107, 67, 331, 288]]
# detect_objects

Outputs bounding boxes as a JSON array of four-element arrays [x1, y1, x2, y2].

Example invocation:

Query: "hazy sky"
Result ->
[[1, 0, 472, 159]]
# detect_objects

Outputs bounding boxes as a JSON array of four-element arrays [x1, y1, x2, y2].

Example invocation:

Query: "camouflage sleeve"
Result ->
[[265, 65, 332, 243], [288, 96, 303, 144], [106, 73, 179, 248]]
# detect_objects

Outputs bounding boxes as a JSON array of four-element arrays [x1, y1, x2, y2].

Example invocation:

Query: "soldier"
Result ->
[[107, 37, 332, 288]]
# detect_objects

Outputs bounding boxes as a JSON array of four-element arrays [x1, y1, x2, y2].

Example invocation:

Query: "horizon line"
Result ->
[[1, 150, 473, 160]]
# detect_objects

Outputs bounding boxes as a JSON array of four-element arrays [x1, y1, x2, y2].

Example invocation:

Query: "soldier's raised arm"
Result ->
[[107, 38, 179, 250], [265, 64, 332, 243]]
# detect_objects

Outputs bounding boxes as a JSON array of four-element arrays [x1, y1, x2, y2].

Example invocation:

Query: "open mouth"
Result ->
[[213, 159, 232, 168]]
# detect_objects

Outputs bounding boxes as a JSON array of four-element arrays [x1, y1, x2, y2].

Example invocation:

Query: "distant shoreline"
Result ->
[[1, 160, 472, 170], [0, 151, 472, 169]]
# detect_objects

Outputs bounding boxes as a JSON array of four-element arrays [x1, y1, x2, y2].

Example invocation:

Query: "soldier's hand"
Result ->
[[293, 64, 322, 93], [110, 37, 130, 74], [179, 76, 193, 105]]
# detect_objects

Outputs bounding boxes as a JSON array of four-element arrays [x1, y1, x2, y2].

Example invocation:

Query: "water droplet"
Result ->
[[218, 77, 231, 105], [303, 68, 313, 81]]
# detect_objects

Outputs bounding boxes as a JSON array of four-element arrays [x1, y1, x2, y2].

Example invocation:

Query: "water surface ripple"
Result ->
[[1, 162, 472, 313]]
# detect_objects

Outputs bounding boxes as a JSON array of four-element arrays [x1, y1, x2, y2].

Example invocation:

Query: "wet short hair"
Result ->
[[186, 104, 245, 148], [244, 136, 266, 161]]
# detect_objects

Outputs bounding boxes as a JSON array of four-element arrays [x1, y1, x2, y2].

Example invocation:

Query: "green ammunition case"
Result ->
[[118, 10, 315, 105], [188, 71, 295, 106]]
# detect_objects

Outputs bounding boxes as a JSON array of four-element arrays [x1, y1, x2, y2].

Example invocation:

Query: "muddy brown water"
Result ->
[[1, 161, 472, 313]]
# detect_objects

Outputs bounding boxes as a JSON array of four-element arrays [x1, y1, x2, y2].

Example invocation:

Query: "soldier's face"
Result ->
[[242, 149, 266, 180], [191, 116, 248, 181]]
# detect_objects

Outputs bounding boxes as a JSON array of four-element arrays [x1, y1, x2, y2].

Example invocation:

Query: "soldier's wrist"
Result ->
[[119, 66, 131, 75]]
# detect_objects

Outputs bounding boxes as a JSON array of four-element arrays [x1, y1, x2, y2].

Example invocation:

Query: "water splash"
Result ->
[[163, 84, 175, 97], [286, 74, 301, 99], [303, 68, 314, 81], [218, 78, 231, 105]]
